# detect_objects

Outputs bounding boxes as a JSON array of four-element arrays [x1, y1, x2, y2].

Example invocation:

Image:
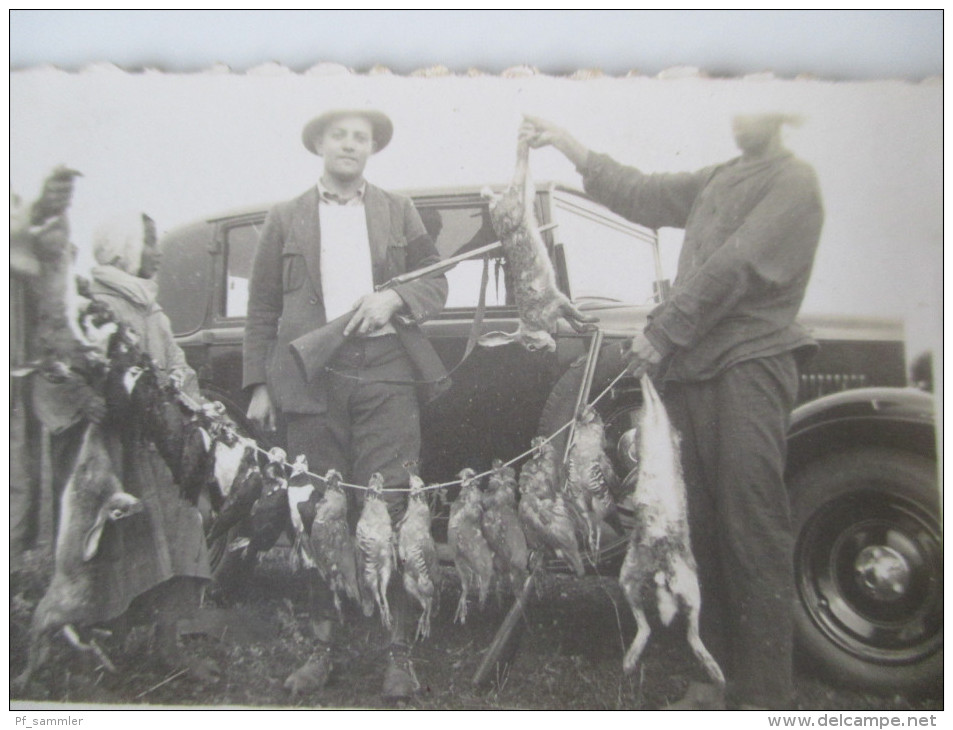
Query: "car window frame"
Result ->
[[547, 186, 666, 307], [216, 215, 266, 324]]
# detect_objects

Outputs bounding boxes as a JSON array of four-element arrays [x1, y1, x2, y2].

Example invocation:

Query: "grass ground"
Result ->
[[9, 547, 943, 711]]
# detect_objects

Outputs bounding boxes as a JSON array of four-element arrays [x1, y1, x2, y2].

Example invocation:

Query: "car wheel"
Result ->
[[789, 448, 942, 696], [537, 341, 638, 468]]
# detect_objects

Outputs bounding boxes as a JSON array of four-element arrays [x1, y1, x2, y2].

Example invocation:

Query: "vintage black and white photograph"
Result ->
[[9, 10, 942, 716]]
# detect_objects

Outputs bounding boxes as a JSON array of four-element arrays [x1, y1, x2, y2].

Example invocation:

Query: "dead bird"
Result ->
[[310, 469, 362, 616], [530, 435, 563, 488], [206, 417, 253, 508], [397, 474, 440, 640], [565, 405, 623, 556], [618, 374, 725, 687], [205, 440, 264, 545], [448, 468, 494, 624], [518, 440, 585, 578], [286, 455, 318, 570], [478, 138, 597, 352], [356, 472, 396, 628], [480, 459, 528, 594], [177, 415, 214, 508], [244, 451, 289, 559]]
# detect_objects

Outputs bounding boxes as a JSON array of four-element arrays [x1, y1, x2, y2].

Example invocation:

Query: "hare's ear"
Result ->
[[478, 331, 517, 348], [83, 505, 111, 562], [83, 480, 141, 561]]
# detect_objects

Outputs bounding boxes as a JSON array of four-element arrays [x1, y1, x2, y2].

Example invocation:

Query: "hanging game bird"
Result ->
[[356, 472, 396, 628], [286, 455, 318, 570], [448, 469, 494, 624], [481, 459, 528, 594], [244, 449, 290, 560], [205, 440, 263, 545], [530, 435, 562, 486], [206, 418, 254, 508], [397, 474, 440, 640], [310, 469, 362, 616], [518, 439, 585, 578], [565, 405, 623, 556], [177, 415, 214, 508]]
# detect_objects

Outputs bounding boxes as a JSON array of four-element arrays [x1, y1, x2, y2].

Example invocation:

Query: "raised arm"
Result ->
[[644, 162, 823, 356]]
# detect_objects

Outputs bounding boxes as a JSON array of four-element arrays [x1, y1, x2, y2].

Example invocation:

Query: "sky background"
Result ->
[[9, 10, 943, 366]]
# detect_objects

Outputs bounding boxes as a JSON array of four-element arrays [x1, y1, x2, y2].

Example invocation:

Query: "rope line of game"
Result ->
[[179, 355, 630, 494]]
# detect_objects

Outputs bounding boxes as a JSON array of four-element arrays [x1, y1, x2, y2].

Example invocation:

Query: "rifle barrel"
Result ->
[[379, 241, 503, 290]]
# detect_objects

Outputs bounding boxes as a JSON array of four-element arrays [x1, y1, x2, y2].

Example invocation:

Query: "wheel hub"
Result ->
[[855, 544, 911, 601], [796, 487, 942, 665]]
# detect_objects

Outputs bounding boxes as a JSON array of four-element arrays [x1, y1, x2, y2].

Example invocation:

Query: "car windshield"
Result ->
[[551, 190, 661, 306]]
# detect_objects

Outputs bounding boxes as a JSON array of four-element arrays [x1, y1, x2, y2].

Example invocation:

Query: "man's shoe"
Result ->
[[660, 682, 726, 710], [284, 643, 333, 698], [382, 645, 420, 702]]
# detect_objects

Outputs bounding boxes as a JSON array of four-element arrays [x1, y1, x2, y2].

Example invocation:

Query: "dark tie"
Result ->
[[323, 192, 353, 205]]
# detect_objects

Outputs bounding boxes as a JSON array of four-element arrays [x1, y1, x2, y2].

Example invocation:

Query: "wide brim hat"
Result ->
[[301, 109, 394, 155]]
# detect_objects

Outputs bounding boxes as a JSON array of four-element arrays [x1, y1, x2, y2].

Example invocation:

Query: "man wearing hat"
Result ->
[[521, 112, 823, 710], [243, 109, 448, 701]]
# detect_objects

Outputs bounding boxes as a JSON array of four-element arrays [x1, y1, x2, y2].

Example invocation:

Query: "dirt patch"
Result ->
[[10, 547, 942, 710]]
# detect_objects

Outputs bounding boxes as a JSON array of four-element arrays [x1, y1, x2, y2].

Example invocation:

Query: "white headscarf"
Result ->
[[92, 211, 147, 273]]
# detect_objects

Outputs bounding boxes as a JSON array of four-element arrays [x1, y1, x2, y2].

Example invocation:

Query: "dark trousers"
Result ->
[[664, 352, 799, 709], [285, 334, 420, 647]]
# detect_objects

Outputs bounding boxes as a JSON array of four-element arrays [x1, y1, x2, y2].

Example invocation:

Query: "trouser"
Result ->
[[285, 334, 420, 647], [664, 352, 799, 709]]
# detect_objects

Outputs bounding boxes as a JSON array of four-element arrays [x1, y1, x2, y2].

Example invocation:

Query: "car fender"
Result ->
[[786, 386, 937, 477]]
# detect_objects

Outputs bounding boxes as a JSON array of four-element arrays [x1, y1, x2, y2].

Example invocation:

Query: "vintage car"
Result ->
[[157, 183, 940, 696]]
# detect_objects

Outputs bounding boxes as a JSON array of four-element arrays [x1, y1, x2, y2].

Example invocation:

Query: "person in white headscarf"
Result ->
[[89, 212, 200, 397], [33, 211, 218, 683]]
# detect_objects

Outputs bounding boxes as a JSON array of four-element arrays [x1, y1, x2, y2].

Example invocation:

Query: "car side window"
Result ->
[[417, 204, 509, 309], [224, 222, 261, 318], [551, 192, 662, 306]]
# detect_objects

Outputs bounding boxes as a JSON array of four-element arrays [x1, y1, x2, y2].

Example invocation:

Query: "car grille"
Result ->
[[799, 372, 868, 401]]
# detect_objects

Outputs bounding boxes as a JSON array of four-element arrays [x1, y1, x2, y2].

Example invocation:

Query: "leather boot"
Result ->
[[381, 643, 419, 702]]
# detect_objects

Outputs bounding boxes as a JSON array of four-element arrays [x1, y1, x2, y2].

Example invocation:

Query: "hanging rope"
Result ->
[[177, 345, 633, 495]]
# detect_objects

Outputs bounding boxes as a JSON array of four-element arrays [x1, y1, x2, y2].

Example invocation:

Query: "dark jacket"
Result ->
[[580, 150, 823, 381], [243, 183, 448, 414]]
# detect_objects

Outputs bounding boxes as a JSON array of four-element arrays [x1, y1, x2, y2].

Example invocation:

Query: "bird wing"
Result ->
[[286, 484, 314, 534]]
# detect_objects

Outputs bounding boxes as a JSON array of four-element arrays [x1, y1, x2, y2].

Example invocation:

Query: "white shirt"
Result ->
[[317, 181, 395, 336]]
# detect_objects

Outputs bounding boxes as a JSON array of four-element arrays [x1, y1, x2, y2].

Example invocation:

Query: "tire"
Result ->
[[789, 448, 942, 696], [538, 341, 640, 467], [537, 342, 640, 574]]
